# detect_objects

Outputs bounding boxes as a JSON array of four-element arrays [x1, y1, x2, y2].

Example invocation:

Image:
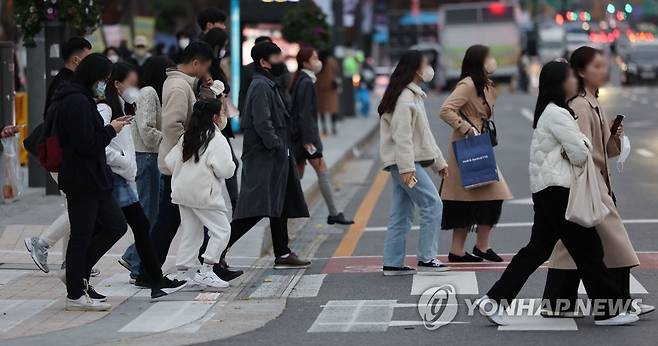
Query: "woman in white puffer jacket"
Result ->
[[480, 60, 637, 327]]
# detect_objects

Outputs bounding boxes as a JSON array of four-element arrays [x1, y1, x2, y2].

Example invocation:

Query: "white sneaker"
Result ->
[[66, 294, 112, 311], [637, 303, 655, 316], [193, 269, 229, 289], [594, 312, 639, 326], [477, 295, 509, 326]]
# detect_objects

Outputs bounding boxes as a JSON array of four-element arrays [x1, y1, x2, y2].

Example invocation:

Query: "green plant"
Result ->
[[281, 3, 331, 51], [15, 0, 101, 47]]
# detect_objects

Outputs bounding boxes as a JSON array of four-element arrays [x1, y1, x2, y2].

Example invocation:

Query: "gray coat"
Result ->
[[234, 72, 309, 220]]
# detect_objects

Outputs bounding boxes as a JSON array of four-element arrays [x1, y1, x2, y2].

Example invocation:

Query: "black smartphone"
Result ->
[[610, 114, 625, 136]]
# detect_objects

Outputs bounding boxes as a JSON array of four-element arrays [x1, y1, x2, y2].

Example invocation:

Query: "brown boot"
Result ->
[[274, 252, 311, 269]]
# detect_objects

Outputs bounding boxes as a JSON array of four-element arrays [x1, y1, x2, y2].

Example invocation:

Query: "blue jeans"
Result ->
[[122, 152, 161, 276], [384, 164, 442, 267]]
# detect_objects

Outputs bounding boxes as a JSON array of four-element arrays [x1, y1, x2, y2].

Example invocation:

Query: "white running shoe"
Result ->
[[477, 295, 509, 326], [24, 237, 50, 273], [637, 303, 655, 316], [594, 312, 639, 326], [66, 295, 111, 311], [193, 269, 229, 289]]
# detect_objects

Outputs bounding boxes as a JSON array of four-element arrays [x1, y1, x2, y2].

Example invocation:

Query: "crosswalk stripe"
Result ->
[[308, 300, 396, 333], [0, 299, 56, 333], [289, 274, 326, 298], [577, 273, 648, 294], [118, 301, 215, 333], [411, 272, 479, 295], [0, 270, 28, 285], [96, 273, 141, 297]]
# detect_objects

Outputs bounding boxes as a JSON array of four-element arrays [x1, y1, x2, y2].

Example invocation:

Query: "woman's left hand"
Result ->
[[615, 123, 624, 138], [438, 167, 449, 178]]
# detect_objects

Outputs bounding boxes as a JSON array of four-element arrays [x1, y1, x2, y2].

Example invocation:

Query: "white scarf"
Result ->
[[302, 69, 317, 83]]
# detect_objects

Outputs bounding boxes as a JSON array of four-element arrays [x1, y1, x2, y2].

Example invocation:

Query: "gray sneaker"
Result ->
[[24, 237, 50, 273]]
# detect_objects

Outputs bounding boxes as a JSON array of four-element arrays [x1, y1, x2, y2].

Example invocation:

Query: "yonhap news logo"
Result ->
[[418, 284, 458, 330]]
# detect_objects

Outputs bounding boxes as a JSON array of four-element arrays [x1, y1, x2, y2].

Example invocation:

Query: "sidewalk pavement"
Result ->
[[0, 113, 378, 343]]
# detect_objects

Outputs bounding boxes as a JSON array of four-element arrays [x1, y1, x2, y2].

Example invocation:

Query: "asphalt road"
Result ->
[[213, 84, 658, 346]]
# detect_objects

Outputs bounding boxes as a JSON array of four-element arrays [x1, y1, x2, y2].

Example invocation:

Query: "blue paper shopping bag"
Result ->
[[452, 134, 499, 189]]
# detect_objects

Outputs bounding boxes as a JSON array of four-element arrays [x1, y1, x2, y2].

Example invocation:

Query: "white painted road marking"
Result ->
[[0, 270, 28, 285], [578, 273, 648, 294], [119, 301, 215, 333], [308, 300, 396, 333], [636, 148, 656, 158], [497, 298, 578, 331], [289, 274, 327, 298], [97, 273, 141, 297], [363, 218, 658, 232], [508, 197, 533, 205], [411, 271, 478, 295], [0, 299, 56, 332]]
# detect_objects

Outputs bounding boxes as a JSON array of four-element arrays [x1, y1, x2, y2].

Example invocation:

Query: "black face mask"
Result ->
[[269, 62, 286, 77]]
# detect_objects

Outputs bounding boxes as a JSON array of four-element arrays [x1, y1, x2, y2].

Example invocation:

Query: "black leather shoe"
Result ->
[[473, 246, 503, 262], [213, 259, 244, 281], [327, 212, 355, 225], [448, 252, 483, 262]]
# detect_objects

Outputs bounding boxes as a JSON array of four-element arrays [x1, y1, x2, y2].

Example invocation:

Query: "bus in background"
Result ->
[[438, 1, 521, 89]]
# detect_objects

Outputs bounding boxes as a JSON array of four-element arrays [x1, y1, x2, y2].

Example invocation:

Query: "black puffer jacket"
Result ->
[[53, 82, 117, 195]]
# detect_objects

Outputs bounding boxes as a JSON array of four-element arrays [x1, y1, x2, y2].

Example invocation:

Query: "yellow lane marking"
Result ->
[[332, 171, 389, 257]]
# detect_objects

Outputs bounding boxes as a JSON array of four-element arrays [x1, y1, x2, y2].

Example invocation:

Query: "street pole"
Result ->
[[25, 31, 47, 190], [0, 41, 15, 203], [230, 0, 240, 107]]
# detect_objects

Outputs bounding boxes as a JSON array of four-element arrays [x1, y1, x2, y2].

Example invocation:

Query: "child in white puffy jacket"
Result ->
[[165, 98, 234, 289]]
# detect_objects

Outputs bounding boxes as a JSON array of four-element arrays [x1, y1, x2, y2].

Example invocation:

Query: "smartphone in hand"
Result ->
[[407, 175, 418, 189], [610, 114, 625, 135]]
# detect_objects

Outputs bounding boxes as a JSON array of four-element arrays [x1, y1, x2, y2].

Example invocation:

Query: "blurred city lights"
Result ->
[[616, 11, 626, 21], [625, 3, 633, 13], [555, 14, 565, 25], [487, 2, 506, 15], [607, 3, 616, 14]]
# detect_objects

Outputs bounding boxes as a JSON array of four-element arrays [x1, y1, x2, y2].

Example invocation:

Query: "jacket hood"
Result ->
[[51, 81, 94, 103], [166, 68, 198, 89]]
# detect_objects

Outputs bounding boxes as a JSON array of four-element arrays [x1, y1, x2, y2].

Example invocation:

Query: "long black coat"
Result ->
[[234, 71, 309, 220], [290, 72, 323, 160]]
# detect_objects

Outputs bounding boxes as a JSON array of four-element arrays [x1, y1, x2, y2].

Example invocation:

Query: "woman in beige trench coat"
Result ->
[[542, 46, 653, 317], [439, 45, 513, 263], [315, 53, 340, 135]]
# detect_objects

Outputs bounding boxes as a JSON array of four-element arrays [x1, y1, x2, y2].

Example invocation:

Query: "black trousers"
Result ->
[[122, 202, 163, 284], [66, 193, 127, 299], [542, 266, 633, 312], [487, 186, 626, 318], [219, 216, 291, 259], [149, 175, 181, 267]]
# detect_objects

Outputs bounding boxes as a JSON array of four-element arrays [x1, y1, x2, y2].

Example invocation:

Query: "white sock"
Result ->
[[280, 253, 290, 258]]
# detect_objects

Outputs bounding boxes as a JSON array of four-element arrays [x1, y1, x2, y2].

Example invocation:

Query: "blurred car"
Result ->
[[621, 43, 658, 85]]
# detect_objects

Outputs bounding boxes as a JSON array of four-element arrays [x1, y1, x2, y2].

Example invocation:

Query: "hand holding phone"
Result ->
[[610, 114, 625, 137]]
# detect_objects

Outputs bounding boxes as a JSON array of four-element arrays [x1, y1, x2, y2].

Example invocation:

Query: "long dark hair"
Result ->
[[377, 50, 423, 116], [533, 61, 575, 129], [140, 56, 175, 102], [460, 45, 490, 98], [103, 62, 138, 120], [570, 46, 603, 97], [183, 99, 222, 163], [289, 46, 316, 93]]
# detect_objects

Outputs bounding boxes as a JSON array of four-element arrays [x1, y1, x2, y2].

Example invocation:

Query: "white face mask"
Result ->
[[617, 135, 631, 172], [107, 54, 119, 63], [311, 60, 323, 74], [218, 48, 226, 59], [485, 57, 497, 74], [121, 87, 140, 104], [418, 66, 434, 82], [179, 38, 190, 49]]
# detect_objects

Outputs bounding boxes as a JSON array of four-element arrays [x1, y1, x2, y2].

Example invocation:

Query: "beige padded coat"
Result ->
[[548, 91, 639, 269], [438, 77, 513, 201]]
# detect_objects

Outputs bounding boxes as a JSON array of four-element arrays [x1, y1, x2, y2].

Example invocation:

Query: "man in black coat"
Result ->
[[44, 37, 92, 118], [223, 42, 310, 269]]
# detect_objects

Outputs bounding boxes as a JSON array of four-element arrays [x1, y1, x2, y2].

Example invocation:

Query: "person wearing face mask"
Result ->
[[378, 50, 450, 275], [165, 98, 235, 288], [24, 37, 96, 277], [220, 42, 311, 270], [104, 46, 122, 64], [169, 31, 191, 64], [148, 41, 217, 280], [439, 45, 512, 264], [129, 35, 152, 75], [541, 46, 652, 317], [289, 47, 354, 226], [50, 53, 131, 311], [96, 62, 187, 297]]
